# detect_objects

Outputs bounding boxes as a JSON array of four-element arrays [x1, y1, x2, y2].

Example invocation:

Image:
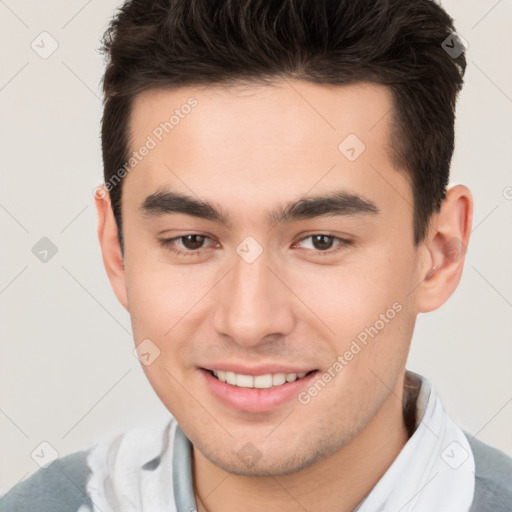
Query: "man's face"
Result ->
[[119, 81, 424, 475]]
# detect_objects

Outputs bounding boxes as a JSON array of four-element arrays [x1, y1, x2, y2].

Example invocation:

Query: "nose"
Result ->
[[212, 248, 296, 347]]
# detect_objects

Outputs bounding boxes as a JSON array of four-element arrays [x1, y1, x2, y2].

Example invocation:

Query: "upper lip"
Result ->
[[201, 364, 317, 376]]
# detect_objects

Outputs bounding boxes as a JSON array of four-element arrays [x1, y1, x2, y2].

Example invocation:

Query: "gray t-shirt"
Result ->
[[1, 373, 511, 511]]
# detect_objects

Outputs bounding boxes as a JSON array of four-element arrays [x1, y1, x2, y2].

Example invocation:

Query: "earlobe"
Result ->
[[416, 184, 473, 313], [94, 186, 129, 310]]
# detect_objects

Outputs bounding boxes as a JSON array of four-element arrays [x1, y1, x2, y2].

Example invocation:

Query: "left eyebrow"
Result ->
[[269, 191, 380, 224], [139, 188, 380, 227]]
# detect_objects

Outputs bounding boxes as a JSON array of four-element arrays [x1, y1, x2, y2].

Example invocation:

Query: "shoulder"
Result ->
[[464, 431, 512, 512], [0, 418, 177, 512], [0, 450, 93, 512]]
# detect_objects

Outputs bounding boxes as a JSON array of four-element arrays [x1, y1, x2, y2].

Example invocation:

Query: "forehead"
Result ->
[[123, 80, 412, 229], [129, 80, 394, 154]]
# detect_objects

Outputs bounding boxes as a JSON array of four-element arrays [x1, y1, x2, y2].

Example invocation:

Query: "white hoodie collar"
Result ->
[[86, 371, 475, 512]]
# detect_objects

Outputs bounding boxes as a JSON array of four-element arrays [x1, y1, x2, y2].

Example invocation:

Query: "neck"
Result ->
[[193, 374, 411, 512]]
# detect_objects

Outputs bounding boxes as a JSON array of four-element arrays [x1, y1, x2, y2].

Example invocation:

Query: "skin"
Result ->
[[95, 80, 472, 512]]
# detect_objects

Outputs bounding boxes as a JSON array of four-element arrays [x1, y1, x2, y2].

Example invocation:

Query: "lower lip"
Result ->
[[200, 369, 318, 413]]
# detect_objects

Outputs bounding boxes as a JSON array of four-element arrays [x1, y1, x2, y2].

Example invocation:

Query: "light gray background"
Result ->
[[1, 0, 511, 492]]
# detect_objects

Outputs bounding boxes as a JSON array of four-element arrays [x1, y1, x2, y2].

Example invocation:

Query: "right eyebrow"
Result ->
[[140, 189, 230, 225]]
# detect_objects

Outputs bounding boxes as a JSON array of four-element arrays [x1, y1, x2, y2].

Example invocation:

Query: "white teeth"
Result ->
[[253, 374, 273, 389], [236, 374, 254, 388], [272, 373, 286, 386], [210, 369, 311, 388]]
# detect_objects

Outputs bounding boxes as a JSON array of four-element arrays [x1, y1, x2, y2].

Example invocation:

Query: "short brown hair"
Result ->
[[100, 0, 466, 252]]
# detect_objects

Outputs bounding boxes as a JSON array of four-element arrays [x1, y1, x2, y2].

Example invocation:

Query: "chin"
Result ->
[[194, 431, 344, 477]]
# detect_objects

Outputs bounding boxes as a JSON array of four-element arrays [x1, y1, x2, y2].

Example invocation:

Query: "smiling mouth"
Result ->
[[206, 369, 317, 389]]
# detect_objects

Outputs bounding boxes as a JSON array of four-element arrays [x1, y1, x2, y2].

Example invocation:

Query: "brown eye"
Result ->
[[180, 234, 206, 250], [158, 233, 217, 256], [311, 235, 335, 250], [294, 234, 353, 254]]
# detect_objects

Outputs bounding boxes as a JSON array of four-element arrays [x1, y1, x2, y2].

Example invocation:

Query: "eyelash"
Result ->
[[158, 234, 353, 257], [158, 235, 217, 257]]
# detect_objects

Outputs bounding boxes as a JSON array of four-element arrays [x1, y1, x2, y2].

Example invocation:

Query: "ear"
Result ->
[[94, 186, 129, 310], [415, 184, 473, 313]]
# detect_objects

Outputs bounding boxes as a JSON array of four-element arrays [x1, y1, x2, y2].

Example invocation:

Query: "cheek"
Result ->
[[124, 249, 212, 338], [124, 258, 208, 414], [285, 246, 415, 372], [124, 254, 222, 399], [285, 259, 404, 333]]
